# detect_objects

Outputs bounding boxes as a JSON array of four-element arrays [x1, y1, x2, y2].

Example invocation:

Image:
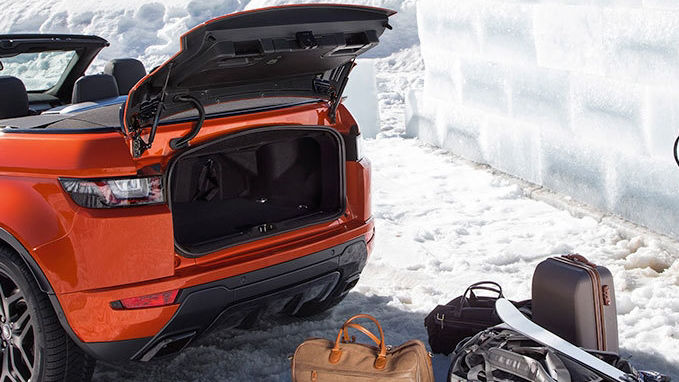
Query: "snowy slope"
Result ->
[[0, 0, 246, 70], [0, 0, 417, 69], [0, 0, 422, 134]]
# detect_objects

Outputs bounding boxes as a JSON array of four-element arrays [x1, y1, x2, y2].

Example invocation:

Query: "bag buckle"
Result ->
[[436, 313, 445, 329]]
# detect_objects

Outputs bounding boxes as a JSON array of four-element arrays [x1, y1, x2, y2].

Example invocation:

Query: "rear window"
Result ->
[[0, 50, 76, 91]]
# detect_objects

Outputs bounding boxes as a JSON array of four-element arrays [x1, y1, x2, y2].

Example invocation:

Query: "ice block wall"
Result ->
[[408, 0, 679, 238], [344, 60, 381, 138]]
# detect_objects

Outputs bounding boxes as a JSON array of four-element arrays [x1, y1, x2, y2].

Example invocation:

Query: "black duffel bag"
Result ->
[[424, 281, 529, 355]]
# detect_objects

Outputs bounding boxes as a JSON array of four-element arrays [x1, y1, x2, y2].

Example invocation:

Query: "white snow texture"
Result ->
[[1, 0, 678, 381], [408, 0, 679, 239]]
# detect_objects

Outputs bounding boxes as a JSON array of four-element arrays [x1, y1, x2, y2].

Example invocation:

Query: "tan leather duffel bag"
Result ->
[[291, 314, 434, 382]]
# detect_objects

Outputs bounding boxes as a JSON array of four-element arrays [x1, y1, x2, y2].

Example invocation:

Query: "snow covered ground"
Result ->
[[1, 0, 677, 379], [92, 137, 679, 381]]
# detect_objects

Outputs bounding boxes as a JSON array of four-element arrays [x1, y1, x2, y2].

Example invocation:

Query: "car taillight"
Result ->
[[59, 176, 164, 208], [111, 289, 179, 310]]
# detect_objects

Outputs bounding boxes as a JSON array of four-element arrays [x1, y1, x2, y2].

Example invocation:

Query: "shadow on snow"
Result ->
[[92, 292, 676, 381]]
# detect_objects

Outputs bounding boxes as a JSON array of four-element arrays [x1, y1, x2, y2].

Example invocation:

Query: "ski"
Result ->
[[495, 298, 629, 382]]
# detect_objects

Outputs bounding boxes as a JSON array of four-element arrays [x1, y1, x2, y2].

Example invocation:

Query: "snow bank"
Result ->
[[343, 60, 380, 138], [410, 0, 679, 239], [0, 0, 406, 138], [0, 0, 244, 70], [0, 0, 418, 68]]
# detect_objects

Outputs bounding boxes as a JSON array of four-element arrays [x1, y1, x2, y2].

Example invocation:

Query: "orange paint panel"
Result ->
[[0, 177, 76, 250], [0, 100, 374, 344], [346, 159, 372, 222], [33, 205, 176, 293], [56, 221, 373, 342], [0, 132, 136, 177], [58, 292, 178, 341], [184, 221, 373, 287]]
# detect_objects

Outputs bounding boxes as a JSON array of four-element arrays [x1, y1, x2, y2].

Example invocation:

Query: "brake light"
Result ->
[[60, 176, 164, 208], [111, 289, 179, 310]]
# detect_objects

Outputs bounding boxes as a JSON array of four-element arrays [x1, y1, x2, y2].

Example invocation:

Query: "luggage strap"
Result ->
[[469, 348, 565, 382]]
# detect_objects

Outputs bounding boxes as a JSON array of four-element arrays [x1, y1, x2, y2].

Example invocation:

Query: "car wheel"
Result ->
[[0, 245, 95, 382]]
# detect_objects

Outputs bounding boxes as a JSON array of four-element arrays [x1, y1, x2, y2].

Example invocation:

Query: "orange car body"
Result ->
[[0, 4, 390, 362], [0, 101, 374, 358]]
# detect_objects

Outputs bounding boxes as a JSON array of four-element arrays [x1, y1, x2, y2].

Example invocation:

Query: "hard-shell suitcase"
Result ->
[[532, 254, 619, 353]]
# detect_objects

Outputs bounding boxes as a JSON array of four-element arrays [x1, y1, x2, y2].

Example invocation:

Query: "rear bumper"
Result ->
[[77, 238, 368, 362]]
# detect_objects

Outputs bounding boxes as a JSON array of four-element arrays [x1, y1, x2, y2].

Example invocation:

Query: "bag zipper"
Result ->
[[307, 368, 414, 380], [295, 340, 434, 382], [555, 256, 607, 351], [434, 313, 494, 330]]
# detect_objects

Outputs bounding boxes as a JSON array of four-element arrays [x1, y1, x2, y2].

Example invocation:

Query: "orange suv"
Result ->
[[0, 5, 392, 381]]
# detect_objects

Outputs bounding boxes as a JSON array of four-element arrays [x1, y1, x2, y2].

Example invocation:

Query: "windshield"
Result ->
[[0, 51, 76, 91]]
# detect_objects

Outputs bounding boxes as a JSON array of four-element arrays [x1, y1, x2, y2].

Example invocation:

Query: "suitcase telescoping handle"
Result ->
[[329, 314, 388, 370]]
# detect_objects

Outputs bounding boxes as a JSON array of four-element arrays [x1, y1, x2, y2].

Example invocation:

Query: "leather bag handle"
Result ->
[[342, 323, 381, 346], [465, 281, 504, 300], [329, 314, 387, 369], [454, 281, 504, 316]]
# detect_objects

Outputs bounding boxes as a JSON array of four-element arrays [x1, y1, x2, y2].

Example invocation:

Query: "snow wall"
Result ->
[[408, 0, 679, 239], [344, 60, 381, 138]]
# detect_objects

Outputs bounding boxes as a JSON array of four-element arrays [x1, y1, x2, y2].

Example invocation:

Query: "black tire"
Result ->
[[0, 245, 96, 382]]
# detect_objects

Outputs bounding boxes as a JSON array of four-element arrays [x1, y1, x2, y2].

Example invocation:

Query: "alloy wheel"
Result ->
[[0, 270, 35, 382]]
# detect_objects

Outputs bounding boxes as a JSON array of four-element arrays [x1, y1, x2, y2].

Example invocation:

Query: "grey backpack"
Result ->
[[447, 328, 669, 382]]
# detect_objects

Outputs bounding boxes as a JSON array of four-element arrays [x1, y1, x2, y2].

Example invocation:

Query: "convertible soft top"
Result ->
[[0, 104, 121, 132]]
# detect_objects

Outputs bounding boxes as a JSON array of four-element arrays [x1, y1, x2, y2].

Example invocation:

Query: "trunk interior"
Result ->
[[169, 127, 345, 256]]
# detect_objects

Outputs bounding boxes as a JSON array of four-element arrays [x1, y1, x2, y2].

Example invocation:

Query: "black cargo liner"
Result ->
[[167, 126, 346, 256]]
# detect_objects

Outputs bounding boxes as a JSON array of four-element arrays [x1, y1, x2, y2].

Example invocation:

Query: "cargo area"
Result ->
[[168, 127, 345, 255]]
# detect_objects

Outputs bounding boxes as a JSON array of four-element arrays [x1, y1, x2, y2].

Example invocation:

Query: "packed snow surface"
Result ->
[[1, 0, 677, 380], [92, 137, 679, 381]]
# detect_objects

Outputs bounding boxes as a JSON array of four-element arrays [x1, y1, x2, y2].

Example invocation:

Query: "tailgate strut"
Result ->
[[131, 63, 173, 158], [328, 60, 356, 123]]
